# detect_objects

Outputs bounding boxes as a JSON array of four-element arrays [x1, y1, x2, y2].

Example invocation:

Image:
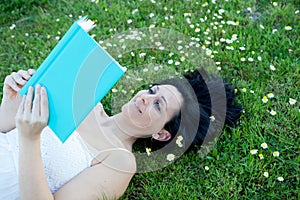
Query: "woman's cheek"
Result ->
[[147, 110, 167, 128], [122, 102, 166, 130], [135, 110, 162, 129]]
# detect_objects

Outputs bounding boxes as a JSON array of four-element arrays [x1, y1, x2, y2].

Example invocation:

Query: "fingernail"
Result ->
[[28, 69, 35, 75]]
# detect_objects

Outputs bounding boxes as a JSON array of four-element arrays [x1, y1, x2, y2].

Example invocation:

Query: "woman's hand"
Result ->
[[16, 85, 49, 140], [2, 69, 35, 103], [0, 69, 35, 132]]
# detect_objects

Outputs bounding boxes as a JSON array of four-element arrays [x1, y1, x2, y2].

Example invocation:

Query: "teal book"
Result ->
[[20, 17, 126, 143]]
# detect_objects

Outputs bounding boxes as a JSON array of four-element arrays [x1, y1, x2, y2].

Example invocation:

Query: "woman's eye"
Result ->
[[154, 101, 161, 111]]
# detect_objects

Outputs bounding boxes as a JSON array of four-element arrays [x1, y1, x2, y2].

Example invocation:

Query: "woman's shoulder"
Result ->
[[93, 147, 136, 174]]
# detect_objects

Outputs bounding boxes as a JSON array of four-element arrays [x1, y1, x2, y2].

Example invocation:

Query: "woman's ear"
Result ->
[[152, 129, 171, 141]]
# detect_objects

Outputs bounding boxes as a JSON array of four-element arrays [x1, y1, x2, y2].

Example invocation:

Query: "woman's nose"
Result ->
[[140, 94, 151, 105], [141, 97, 149, 105]]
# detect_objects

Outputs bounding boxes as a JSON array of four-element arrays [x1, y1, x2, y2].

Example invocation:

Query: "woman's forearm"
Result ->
[[18, 136, 54, 200], [0, 102, 17, 132]]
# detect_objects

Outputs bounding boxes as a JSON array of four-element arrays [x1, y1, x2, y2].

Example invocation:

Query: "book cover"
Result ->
[[19, 16, 126, 143]]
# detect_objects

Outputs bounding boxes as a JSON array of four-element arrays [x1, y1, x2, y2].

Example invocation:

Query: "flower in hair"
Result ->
[[176, 141, 183, 148], [209, 116, 215, 122], [176, 136, 183, 148], [177, 135, 183, 141], [145, 148, 151, 156]]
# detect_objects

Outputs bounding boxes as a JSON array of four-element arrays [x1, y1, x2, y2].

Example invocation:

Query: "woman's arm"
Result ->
[[54, 151, 136, 200], [19, 135, 54, 200], [16, 85, 53, 200], [17, 85, 136, 200], [0, 69, 35, 132]]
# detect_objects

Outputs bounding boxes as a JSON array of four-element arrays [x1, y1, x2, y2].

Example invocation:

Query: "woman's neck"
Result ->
[[77, 105, 138, 151], [109, 113, 139, 149], [84, 113, 138, 151]]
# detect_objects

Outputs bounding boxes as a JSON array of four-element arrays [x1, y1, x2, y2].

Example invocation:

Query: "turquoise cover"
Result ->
[[20, 18, 126, 143]]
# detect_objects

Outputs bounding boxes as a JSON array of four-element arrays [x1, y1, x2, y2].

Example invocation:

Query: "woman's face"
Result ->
[[121, 84, 183, 134]]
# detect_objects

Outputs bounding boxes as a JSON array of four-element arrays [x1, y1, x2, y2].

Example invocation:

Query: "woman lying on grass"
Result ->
[[0, 68, 242, 200]]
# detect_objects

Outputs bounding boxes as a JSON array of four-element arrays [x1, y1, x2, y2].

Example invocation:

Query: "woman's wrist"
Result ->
[[18, 131, 41, 143]]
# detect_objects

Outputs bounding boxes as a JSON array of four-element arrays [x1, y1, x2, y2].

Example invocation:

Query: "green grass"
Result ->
[[0, 0, 299, 199]]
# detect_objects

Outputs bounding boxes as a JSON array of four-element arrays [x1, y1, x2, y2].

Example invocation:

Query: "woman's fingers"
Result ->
[[16, 85, 48, 139], [16, 85, 48, 126], [4, 71, 29, 92], [17, 69, 35, 81], [23, 86, 34, 118], [19, 69, 35, 80], [19, 70, 31, 80], [11, 71, 27, 86], [4, 75, 20, 92], [32, 85, 48, 125], [3, 69, 35, 96], [28, 68, 35, 76], [16, 95, 26, 119], [40, 87, 49, 123], [32, 85, 41, 117], [17, 85, 48, 120]]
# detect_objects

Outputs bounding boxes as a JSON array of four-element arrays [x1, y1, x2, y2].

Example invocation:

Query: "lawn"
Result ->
[[0, 0, 299, 199]]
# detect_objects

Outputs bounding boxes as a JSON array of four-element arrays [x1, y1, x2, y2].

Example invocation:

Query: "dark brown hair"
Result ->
[[135, 69, 242, 151]]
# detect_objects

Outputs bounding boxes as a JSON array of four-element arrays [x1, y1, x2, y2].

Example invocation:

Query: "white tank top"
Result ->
[[5, 127, 94, 193]]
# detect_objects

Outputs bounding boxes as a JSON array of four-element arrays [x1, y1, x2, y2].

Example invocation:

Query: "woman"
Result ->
[[0, 68, 242, 200]]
